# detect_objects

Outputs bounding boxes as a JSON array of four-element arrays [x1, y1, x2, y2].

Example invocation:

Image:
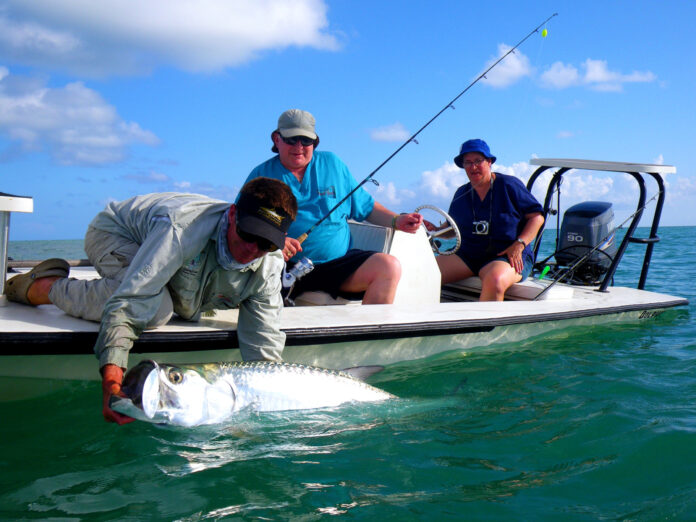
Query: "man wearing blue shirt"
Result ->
[[245, 109, 423, 304]]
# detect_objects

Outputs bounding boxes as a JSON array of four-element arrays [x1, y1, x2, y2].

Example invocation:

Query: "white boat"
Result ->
[[0, 159, 688, 391]]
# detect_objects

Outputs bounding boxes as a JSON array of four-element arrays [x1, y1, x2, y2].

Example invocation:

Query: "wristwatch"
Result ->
[[516, 238, 527, 247]]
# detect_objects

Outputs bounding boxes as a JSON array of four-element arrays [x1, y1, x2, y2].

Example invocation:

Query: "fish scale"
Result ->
[[217, 362, 394, 412]]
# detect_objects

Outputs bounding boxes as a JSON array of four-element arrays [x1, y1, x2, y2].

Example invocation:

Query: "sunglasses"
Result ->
[[280, 135, 316, 147], [236, 225, 278, 252]]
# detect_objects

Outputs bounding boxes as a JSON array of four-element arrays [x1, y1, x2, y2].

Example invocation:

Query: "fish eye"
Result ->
[[168, 369, 183, 384]]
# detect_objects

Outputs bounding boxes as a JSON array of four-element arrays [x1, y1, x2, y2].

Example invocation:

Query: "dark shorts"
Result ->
[[290, 249, 377, 300], [456, 248, 534, 281]]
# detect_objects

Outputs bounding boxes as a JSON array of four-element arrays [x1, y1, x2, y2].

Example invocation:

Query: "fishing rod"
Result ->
[[533, 190, 660, 301], [296, 12, 558, 244]]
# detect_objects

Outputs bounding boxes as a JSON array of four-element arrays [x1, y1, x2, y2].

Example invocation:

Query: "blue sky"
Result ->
[[1, 0, 695, 240]]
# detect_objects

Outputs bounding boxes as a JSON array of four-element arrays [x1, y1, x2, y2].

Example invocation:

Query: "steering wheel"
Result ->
[[414, 204, 461, 255]]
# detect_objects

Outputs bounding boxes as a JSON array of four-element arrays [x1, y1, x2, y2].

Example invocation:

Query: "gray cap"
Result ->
[[277, 109, 317, 139], [271, 109, 320, 152]]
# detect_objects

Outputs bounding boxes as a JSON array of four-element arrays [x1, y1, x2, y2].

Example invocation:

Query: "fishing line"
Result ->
[[511, 20, 550, 138], [445, 22, 554, 211], [533, 190, 661, 300], [296, 12, 559, 244]]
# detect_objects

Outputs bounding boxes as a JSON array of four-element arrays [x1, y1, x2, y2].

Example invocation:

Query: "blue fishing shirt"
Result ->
[[448, 172, 543, 259], [245, 151, 375, 264]]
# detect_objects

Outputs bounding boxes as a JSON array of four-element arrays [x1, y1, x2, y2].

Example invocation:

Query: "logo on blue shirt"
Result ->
[[317, 186, 336, 197]]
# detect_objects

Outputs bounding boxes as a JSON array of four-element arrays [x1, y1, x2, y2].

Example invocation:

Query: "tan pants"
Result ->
[[49, 226, 173, 326]]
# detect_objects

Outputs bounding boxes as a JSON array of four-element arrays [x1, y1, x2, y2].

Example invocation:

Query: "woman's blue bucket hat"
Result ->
[[454, 139, 496, 168]]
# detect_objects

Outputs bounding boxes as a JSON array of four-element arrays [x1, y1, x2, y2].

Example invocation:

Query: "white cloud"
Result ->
[[413, 160, 619, 212], [118, 172, 239, 201], [0, 0, 338, 76], [418, 161, 467, 201], [540, 58, 656, 92], [672, 177, 696, 200], [540, 61, 579, 89], [363, 158, 669, 223], [492, 160, 536, 182], [562, 174, 614, 202], [119, 177, 239, 201], [413, 160, 540, 208], [370, 122, 410, 142], [368, 180, 416, 206], [124, 170, 171, 184], [480, 44, 532, 88], [169, 181, 238, 202], [0, 68, 159, 165], [583, 59, 618, 84], [0, 12, 80, 56]]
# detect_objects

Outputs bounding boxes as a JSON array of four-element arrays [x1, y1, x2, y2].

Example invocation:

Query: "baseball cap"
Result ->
[[235, 192, 292, 250], [271, 109, 320, 152]]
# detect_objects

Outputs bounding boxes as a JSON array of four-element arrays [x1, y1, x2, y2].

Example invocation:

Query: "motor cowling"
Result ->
[[555, 201, 617, 284]]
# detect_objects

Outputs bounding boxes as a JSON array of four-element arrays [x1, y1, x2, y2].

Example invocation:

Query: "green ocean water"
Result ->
[[1, 228, 694, 520]]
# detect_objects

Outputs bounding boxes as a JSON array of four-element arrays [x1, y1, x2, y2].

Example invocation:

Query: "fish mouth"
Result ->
[[120, 360, 160, 418], [116, 361, 239, 425]]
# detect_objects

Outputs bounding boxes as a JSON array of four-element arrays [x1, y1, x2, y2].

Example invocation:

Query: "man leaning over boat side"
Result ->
[[5, 178, 297, 424], [244, 108, 423, 304]]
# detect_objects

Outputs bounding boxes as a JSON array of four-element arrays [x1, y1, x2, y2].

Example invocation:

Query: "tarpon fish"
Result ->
[[110, 360, 395, 427]]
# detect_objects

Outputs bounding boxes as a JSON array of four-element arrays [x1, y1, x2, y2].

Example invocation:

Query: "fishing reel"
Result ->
[[414, 205, 461, 256], [281, 257, 314, 306]]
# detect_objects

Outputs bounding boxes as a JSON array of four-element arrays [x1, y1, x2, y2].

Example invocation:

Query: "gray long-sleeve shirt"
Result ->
[[89, 192, 286, 369]]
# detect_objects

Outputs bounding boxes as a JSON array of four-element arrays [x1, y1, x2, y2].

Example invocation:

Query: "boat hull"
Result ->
[[0, 265, 688, 401], [0, 291, 685, 386]]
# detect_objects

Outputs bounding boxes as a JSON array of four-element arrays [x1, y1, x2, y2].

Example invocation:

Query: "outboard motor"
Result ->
[[555, 201, 617, 285]]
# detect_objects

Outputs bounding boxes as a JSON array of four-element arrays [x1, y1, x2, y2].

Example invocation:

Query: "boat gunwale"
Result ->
[[0, 296, 687, 356]]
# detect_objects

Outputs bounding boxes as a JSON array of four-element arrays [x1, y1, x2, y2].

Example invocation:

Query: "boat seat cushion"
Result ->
[[449, 276, 574, 300]]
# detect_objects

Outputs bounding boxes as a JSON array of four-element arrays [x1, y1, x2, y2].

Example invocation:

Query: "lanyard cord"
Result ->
[[470, 176, 494, 227]]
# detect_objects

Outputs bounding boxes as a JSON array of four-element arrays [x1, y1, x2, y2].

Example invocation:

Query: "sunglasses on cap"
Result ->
[[280, 135, 316, 147], [236, 225, 278, 252]]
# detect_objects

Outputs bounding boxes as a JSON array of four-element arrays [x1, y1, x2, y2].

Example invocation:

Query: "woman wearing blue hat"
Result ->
[[435, 139, 544, 301]]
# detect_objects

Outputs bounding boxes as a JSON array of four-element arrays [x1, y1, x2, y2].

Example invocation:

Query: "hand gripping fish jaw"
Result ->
[[109, 360, 159, 422], [113, 359, 159, 414], [111, 360, 238, 426]]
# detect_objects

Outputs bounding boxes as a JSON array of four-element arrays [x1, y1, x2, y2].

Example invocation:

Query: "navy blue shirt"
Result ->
[[448, 172, 543, 260]]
